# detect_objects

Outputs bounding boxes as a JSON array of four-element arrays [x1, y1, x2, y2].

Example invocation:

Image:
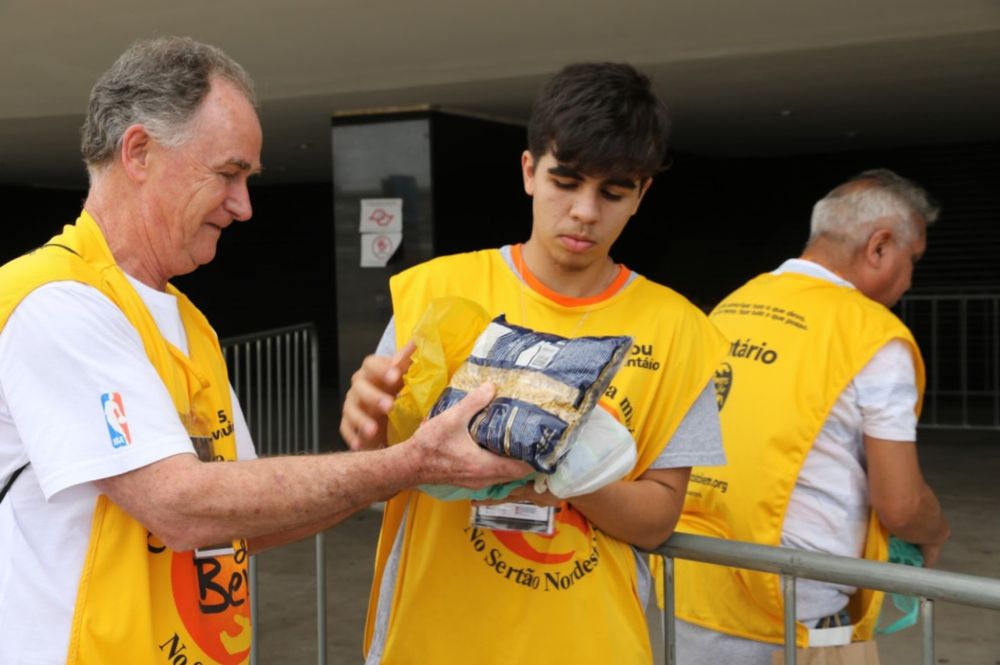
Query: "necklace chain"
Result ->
[[516, 246, 595, 337]]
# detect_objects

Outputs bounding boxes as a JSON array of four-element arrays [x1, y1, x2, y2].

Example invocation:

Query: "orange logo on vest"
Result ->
[[493, 503, 590, 564], [170, 542, 251, 665]]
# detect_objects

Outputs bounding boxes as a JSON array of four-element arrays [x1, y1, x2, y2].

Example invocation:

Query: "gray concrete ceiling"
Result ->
[[2, 0, 999, 188]]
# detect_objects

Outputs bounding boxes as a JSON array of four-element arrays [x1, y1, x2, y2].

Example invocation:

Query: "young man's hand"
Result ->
[[479, 485, 563, 508], [919, 541, 945, 568], [339, 341, 415, 450]]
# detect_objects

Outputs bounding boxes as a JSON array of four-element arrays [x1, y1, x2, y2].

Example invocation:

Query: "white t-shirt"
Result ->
[[0, 278, 255, 665], [775, 259, 918, 622], [676, 259, 919, 665]]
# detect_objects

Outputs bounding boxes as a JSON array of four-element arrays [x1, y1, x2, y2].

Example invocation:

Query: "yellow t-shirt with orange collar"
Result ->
[[364, 245, 727, 665]]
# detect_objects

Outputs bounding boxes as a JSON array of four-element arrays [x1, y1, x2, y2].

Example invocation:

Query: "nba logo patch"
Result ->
[[101, 392, 132, 448]]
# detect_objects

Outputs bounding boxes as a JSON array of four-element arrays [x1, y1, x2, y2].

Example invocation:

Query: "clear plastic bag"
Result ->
[[539, 405, 636, 499]]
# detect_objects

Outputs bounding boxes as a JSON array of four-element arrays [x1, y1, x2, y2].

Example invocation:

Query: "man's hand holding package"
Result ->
[[409, 382, 532, 489]]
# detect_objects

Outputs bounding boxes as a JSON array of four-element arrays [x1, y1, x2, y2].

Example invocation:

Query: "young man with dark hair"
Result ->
[[341, 62, 728, 664]]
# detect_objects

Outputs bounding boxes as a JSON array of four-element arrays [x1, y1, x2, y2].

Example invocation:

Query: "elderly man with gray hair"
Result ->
[[0, 36, 527, 664], [672, 169, 950, 664]]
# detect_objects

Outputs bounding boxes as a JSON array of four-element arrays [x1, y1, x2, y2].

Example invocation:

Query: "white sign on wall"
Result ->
[[359, 198, 403, 233], [359, 198, 403, 268], [360, 232, 401, 268]]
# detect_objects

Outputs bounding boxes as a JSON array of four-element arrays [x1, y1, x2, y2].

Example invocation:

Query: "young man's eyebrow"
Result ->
[[547, 164, 637, 189], [547, 164, 584, 180], [604, 177, 638, 190]]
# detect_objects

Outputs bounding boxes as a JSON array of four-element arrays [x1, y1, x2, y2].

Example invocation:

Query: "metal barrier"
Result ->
[[898, 294, 1000, 429], [655, 532, 1000, 665], [220, 323, 326, 665]]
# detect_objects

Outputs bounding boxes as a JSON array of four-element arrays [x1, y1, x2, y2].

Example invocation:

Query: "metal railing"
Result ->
[[655, 533, 1000, 665], [220, 323, 325, 665], [898, 294, 1000, 429]]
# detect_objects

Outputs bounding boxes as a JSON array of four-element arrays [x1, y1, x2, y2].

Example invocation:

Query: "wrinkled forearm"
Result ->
[[98, 445, 423, 552], [98, 382, 525, 552]]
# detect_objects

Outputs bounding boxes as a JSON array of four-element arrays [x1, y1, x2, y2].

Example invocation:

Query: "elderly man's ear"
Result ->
[[865, 228, 894, 266], [120, 125, 152, 182]]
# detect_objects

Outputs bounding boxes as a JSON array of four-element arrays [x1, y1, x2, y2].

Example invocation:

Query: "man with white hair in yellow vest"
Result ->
[[674, 169, 951, 663]]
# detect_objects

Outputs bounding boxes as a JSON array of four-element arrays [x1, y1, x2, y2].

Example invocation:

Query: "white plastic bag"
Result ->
[[540, 406, 637, 499]]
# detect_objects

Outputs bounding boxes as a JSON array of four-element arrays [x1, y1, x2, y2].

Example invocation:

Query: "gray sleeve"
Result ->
[[649, 380, 727, 469], [374, 317, 396, 357]]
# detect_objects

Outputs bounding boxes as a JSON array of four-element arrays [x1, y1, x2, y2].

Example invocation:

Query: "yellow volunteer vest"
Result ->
[[0, 212, 250, 664], [675, 270, 925, 647], [365, 247, 727, 665]]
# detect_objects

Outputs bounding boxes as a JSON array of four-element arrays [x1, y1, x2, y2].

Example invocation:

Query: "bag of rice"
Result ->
[[428, 315, 632, 473]]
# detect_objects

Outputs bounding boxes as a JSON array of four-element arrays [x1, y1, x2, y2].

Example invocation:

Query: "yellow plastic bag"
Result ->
[[386, 296, 493, 445], [387, 297, 539, 501]]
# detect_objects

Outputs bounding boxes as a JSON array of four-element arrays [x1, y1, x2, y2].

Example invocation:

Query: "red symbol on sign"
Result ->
[[372, 235, 395, 261], [369, 208, 394, 226]]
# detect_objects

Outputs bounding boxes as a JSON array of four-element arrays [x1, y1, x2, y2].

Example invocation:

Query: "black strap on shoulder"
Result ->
[[0, 463, 28, 504], [40, 242, 80, 256]]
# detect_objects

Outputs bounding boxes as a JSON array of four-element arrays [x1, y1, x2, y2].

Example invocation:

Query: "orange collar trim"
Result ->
[[511, 244, 631, 307]]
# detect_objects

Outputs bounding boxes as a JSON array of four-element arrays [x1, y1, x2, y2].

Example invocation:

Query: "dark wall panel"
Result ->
[[430, 113, 531, 255], [1, 186, 86, 264], [618, 141, 1000, 310], [174, 182, 337, 382]]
